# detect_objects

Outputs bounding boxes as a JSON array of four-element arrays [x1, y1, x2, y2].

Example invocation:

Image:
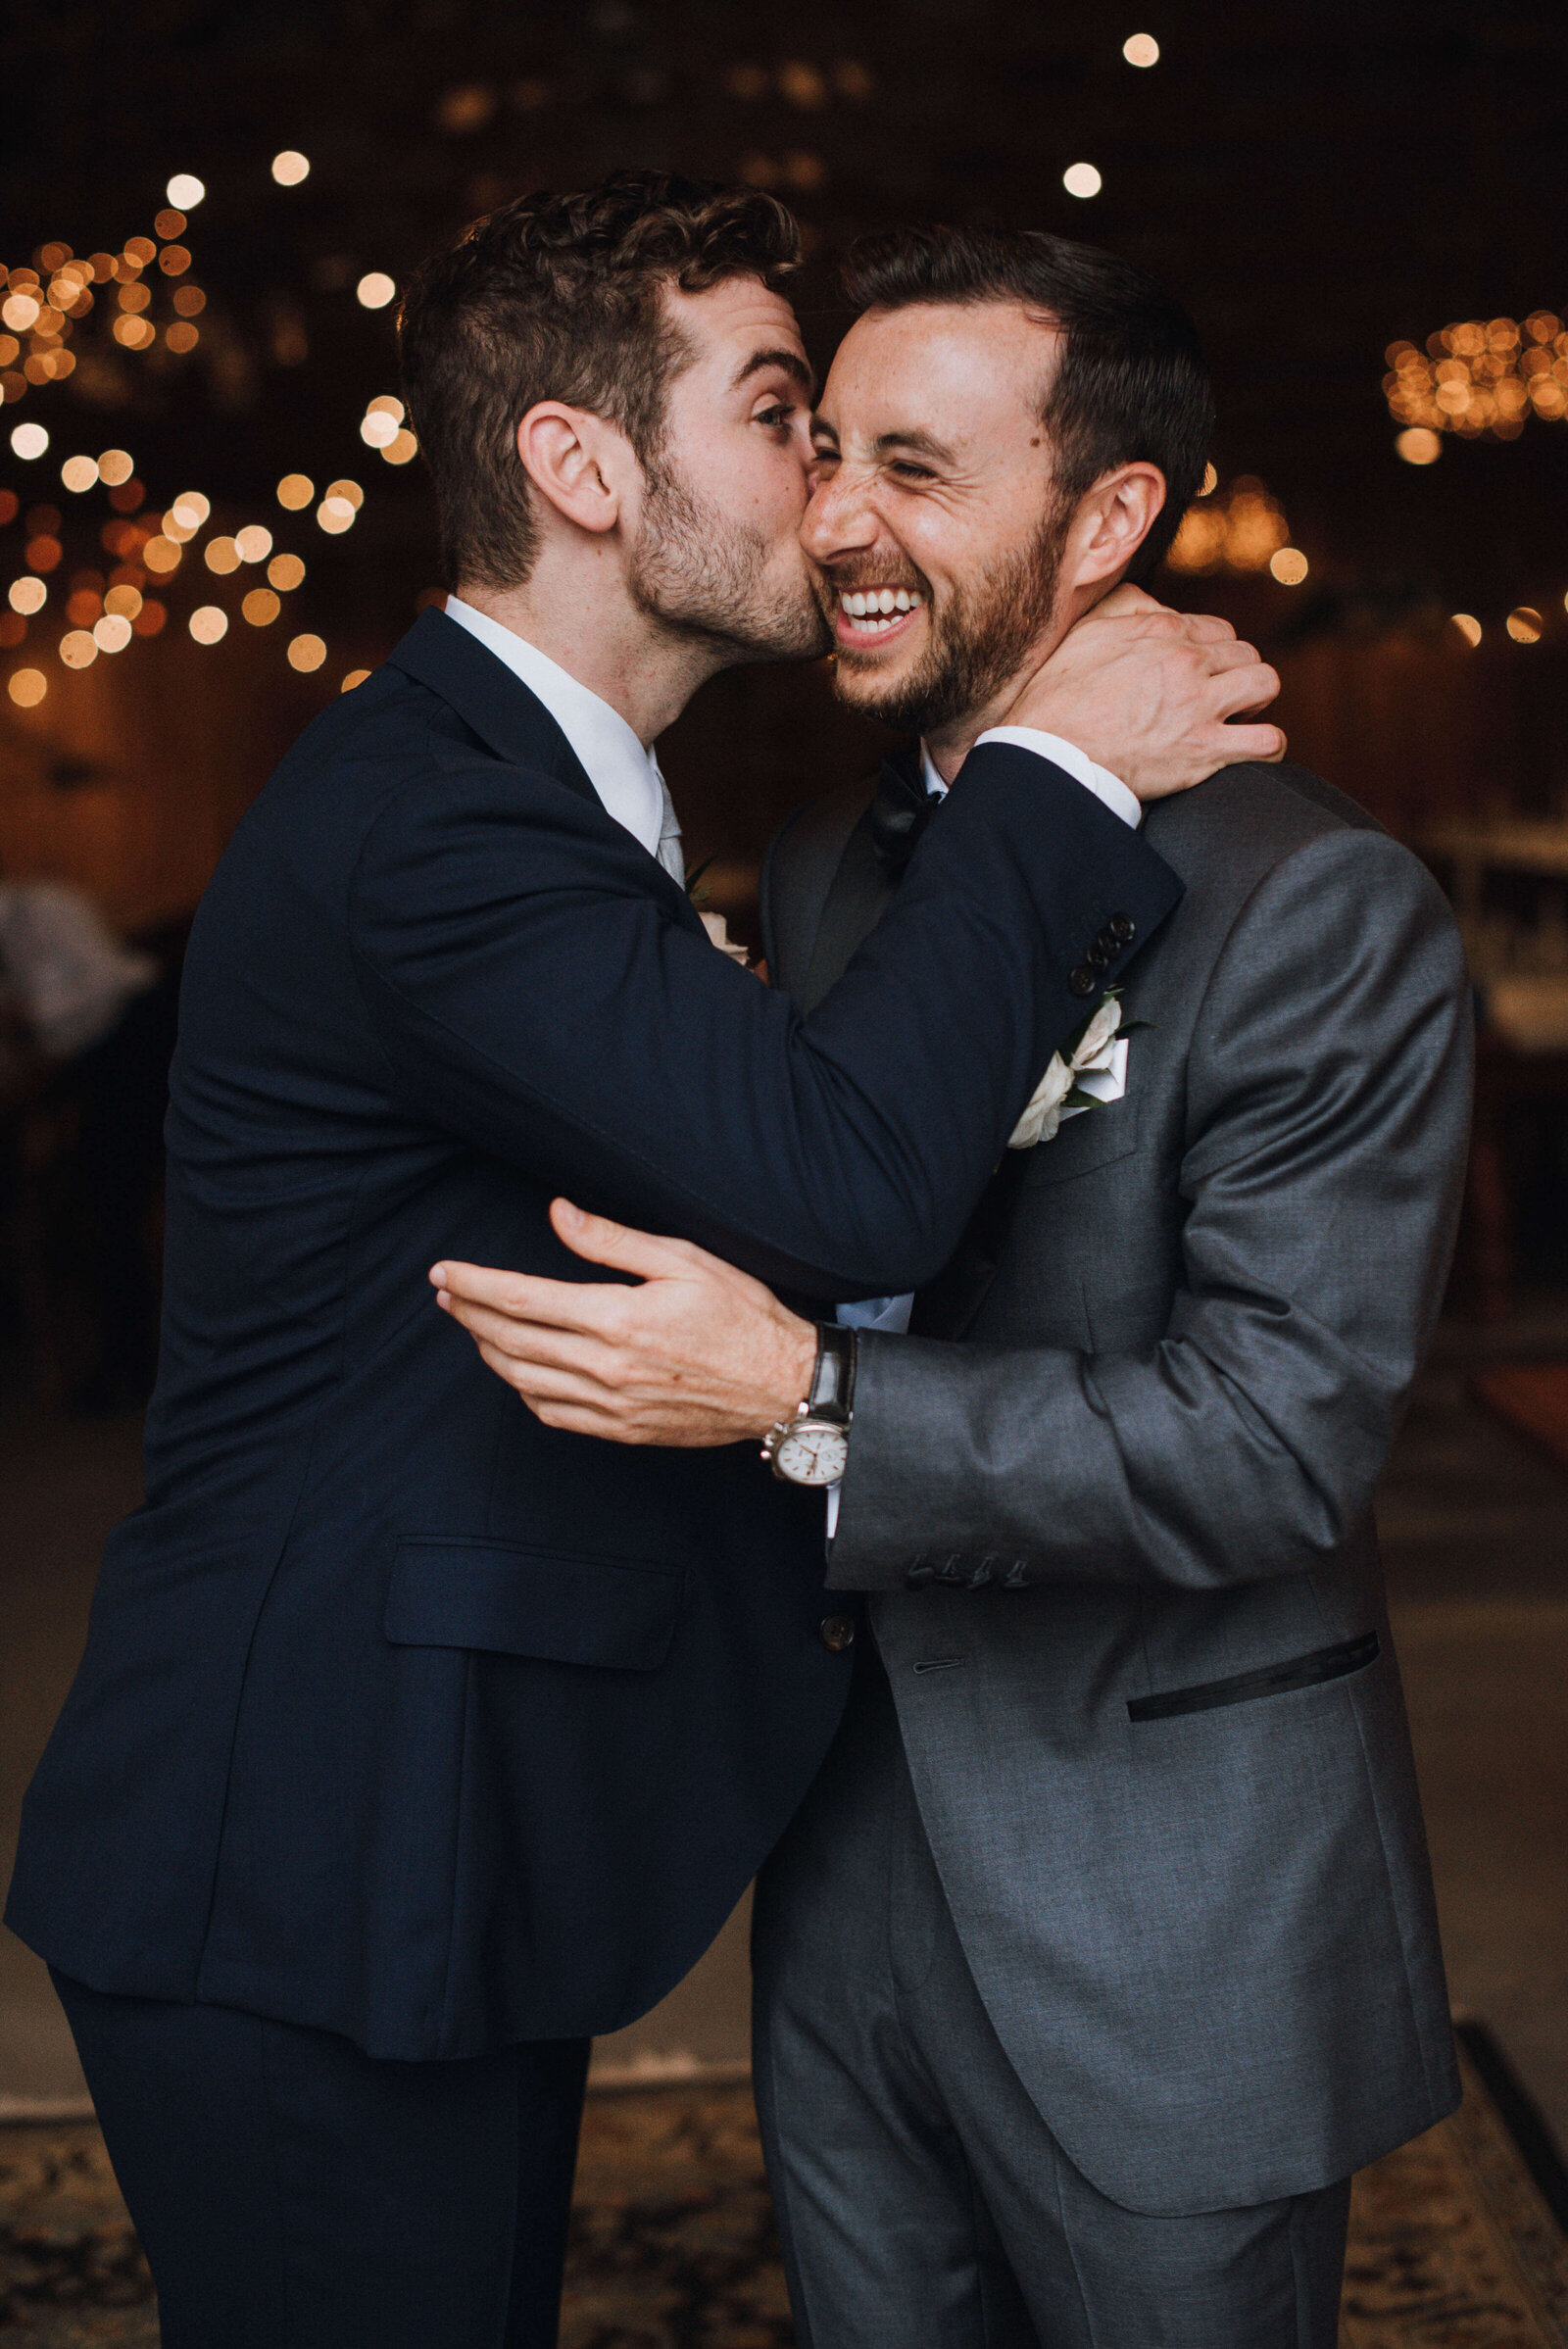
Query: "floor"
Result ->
[[2, 1307, 1566, 2144]]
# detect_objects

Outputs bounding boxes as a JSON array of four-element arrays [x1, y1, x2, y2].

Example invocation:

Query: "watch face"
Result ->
[[774, 1420, 850, 1487]]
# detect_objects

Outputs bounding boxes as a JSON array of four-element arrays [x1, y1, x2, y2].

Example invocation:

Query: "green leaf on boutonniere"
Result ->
[[684, 855, 716, 908]]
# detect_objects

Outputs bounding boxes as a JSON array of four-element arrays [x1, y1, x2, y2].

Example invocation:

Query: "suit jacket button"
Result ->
[[1069, 964, 1098, 998], [1088, 942, 1112, 969], [1110, 913, 1136, 943], [819, 1615, 856, 1652]]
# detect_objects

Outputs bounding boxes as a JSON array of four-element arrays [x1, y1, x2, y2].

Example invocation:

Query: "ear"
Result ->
[[1058, 462, 1167, 594], [514, 402, 640, 538]]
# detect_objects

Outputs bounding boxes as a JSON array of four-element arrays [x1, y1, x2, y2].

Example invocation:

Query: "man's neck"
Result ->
[[458, 556, 722, 749], [919, 578, 1112, 785]]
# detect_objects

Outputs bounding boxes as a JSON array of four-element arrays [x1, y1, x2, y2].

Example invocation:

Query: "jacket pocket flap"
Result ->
[[385, 1539, 681, 1672], [1021, 1097, 1139, 1193]]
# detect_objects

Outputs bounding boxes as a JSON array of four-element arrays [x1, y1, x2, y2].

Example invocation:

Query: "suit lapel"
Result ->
[[799, 807, 900, 1013], [385, 606, 703, 935], [386, 607, 603, 812]]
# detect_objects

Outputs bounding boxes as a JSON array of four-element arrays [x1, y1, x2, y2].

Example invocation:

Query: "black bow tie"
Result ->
[[870, 751, 940, 875]]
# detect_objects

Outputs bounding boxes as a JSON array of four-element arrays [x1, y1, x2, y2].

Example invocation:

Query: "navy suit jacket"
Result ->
[[7, 610, 1179, 2058]]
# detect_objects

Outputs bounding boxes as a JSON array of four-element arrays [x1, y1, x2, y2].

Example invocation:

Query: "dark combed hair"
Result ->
[[841, 223, 1212, 579], [399, 169, 802, 590]]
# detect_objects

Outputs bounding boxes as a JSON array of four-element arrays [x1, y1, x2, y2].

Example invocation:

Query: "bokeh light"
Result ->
[[317, 496, 356, 534], [1269, 547, 1309, 585], [11, 423, 49, 461], [236, 524, 273, 563], [189, 605, 229, 644], [243, 587, 281, 626], [356, 272, 396, 310], [167, 173, 206, 209], [60, 629, 98, 668], [269, 553, 307, 592], [342, 667, 372, 691], [271, 151, 312, 186], [1396, 427, 1443, 465], [7, 669, 46, 707], [97, 448, 135, 486], [61, 456, 100, 493], [103, 584, 142, 620], [93, 613, 133, 653], [1449, 613, 1482, 648], [143, 536, 181, 574], [1506, 607, 1544, 644], [277, 473, 315, 511], [205, 536, 241, 573], [288, 633, 327, 670], [383, 430, 418, 465], [1122, 34, 1160, 66], [8, 577, 47, 615], [1062, 163, 1102, 199]]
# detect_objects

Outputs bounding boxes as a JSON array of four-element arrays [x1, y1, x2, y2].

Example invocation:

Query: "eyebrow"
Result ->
[[872, 426, 957, 465], [733, 345, 815, 396], [809, 418, 958, 466]]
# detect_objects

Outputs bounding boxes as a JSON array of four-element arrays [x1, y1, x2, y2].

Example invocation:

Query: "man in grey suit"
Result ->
[[437, 223, 1473, 2346]]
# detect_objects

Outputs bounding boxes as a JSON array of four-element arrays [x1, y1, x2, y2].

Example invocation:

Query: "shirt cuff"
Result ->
[[826, 1482, 841, 1542], [974, 727, 1141, 831]]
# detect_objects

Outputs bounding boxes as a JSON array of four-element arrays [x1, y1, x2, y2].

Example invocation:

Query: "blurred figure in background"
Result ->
[[0, 871, 179, 1411]]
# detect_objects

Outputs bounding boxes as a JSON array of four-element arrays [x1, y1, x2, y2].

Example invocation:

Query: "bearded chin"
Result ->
[[630, 461, 830, 662], [832, 508, 1069, 737]]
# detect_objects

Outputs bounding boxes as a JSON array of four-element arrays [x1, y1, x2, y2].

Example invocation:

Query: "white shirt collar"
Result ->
[[444, 595, 671, 866]]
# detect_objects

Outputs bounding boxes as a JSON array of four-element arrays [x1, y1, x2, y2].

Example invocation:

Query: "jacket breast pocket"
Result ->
[[1021, 1097, 1139, 1194], [384, 1537, 681, 1672]]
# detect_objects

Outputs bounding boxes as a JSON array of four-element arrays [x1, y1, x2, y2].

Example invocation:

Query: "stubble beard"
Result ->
[[628, 452, 832, 664], [824, 502, 1071, 737]]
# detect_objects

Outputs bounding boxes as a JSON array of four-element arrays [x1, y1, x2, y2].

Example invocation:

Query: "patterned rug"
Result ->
[[1, 2030, 1563, 2345]]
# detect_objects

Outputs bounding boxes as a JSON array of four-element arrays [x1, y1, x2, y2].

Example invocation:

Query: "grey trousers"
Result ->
[[751, 1646, 1350, 2349]]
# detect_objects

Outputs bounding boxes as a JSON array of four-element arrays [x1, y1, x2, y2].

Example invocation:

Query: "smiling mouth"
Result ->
[[834, 585, 926, 649]]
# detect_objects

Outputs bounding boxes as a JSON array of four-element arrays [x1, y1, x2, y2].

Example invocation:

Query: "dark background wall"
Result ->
[[1, 0, 1565, 921]]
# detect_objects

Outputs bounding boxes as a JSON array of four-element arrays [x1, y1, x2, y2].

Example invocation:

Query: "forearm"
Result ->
[[827, 1311, 1402, 1592]]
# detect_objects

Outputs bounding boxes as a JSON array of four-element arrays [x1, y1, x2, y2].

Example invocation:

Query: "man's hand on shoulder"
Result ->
[[430, 1200, 817, 1447], [1002, 584, 1285, 804]]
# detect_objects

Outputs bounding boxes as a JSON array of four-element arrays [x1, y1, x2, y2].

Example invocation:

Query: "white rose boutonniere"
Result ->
[[1008, 988, 1140, 1150]]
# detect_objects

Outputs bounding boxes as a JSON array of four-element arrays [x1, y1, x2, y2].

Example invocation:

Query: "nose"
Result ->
[[802, 464, 881, 567]]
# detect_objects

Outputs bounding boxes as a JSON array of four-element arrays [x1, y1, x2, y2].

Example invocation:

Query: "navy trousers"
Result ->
[[53, 1973, 589, 2349]]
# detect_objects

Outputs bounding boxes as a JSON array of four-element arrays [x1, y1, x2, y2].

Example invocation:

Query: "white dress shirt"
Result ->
[[827, 727, 1140, 1534], [444, 596, 686, 881]]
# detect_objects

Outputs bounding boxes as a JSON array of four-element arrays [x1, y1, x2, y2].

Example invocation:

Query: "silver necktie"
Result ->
[[655, 771, 686, 885]]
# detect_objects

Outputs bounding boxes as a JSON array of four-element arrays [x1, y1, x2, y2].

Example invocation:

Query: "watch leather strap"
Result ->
[[808, 1322, 857, 1425]]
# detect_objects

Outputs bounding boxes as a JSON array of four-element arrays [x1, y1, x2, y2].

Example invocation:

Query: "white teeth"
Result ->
[[839, 588, 925, 631]]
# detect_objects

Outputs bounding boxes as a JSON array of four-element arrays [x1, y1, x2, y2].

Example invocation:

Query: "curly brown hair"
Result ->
[[399, 170, 802, 592]]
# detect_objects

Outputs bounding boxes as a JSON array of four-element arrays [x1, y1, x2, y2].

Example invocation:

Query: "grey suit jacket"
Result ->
[[762, 759, 1473, 2216]]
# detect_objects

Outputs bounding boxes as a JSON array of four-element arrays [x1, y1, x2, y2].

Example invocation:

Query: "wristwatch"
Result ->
[[761, 1323, 857, 1487]]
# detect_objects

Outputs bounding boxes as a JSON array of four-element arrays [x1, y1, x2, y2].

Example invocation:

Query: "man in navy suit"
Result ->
[[5, 174, 1278, 2346]]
